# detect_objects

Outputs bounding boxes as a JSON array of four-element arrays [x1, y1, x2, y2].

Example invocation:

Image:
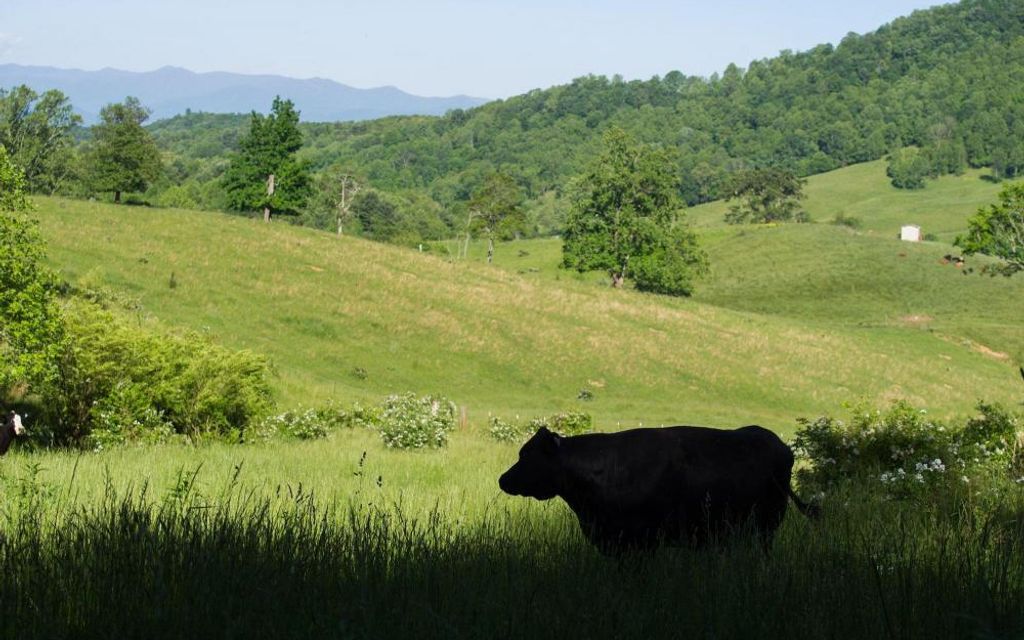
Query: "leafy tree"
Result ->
[[0, 146, 63, 397], [222, 97, 311, 221], [724, 168, 807, 224], [887, 147, 931, 189], [562, 128, 707, 295], [0, 85, 81, 193], [956, 182, 1024, 276], [86, 97, 163, 203], [352, 190, 403, 242], [924, 119, 967, 177], [467, 172, 526, 262]]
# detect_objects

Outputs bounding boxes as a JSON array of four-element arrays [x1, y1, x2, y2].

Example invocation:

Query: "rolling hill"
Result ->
[[31, 159, 1023, 432], [448, 160, 1024, 363], [124, 0, 1024, 241]]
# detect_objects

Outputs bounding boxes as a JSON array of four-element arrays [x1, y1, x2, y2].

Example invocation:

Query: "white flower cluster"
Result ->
[[880, 458, 947, 486], [879, 468, 908, 485], [915, 458, 946, 473], [255, 408, 332, 440], [378, 393, 456, 450]]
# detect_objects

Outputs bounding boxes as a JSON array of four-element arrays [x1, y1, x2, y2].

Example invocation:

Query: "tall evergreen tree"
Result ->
[[86, 97, 162, 203], [222, 97, 311, 222]]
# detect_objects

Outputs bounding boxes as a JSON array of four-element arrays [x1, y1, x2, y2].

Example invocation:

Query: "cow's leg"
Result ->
[[0, 426, 12, 456]]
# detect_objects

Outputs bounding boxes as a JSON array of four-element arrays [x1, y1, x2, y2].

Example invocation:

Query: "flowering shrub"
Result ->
[[793, 401, 1023, 498], [377, 393, 456, 450], [488, 416, 525, 443], [336, 402, 382, 431], [488, 410, 593, 443], [254, 402, 371, 441], [86, 381, 177, 450], [530, 410, 593, 437], [259, 409, 331, 440]]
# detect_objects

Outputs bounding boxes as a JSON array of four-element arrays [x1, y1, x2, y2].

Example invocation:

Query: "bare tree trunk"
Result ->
[[610, 258, 629, 288], [264, 173, 275, 223], [114, 190, 121, 204], [462, 209, 474, 260], [487, 236, 495, 263], [336, 174, 360, 236]]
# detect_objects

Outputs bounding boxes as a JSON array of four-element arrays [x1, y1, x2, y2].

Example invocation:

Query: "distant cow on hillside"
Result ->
[[499, 425, 818, 554]]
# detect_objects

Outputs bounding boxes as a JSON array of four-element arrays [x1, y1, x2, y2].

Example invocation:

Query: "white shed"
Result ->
[[900, 224, 921, 242]]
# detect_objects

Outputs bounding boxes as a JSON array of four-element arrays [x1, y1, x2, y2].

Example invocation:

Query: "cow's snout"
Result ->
[[498, 471, 512, 494]]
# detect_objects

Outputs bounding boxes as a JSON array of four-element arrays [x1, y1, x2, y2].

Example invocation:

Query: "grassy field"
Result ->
[[455, 162, 1024, 365], [686, 160, 1003, 242], [6, 160, 1024, 639], [1, 447, 1022, 640], [31, 164, 1023, 431]]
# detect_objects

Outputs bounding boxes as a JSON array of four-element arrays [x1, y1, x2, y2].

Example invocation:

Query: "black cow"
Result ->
[[498, 425, 818, 553]]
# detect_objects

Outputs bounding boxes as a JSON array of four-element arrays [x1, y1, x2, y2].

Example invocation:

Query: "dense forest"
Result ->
[[7, 0, 1024, 242]]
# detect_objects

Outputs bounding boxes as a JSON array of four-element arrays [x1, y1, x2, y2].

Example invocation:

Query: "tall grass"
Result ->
[[1, 464, 1022, 639]]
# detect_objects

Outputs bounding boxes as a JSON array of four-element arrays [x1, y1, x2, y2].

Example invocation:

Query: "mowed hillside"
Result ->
[[33, 163, 1022, 431]]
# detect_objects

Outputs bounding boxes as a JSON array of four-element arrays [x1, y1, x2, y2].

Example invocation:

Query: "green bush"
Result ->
[[43, 300, 274, 445], [258, 408, 330, 441], [377, 393, 456, 450], [488, 410, 593, 443], [793, 401, 1023, 498], [0, 147, 63, 397], [256, 403, 360, 441], [831, 213, 862, 229], [488, 415, 526, 443], [529, 410, 593, 437], [85, 380, 178, 450], [336, 402, 382, 430], [887, 147, 931, 189]]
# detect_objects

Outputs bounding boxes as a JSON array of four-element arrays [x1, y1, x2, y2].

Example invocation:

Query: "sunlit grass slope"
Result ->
[[34, 195, 1020, 430], [687, 160, 1002, 241], [461, 162, 1023, 363], [694, 224, 1024, 363]]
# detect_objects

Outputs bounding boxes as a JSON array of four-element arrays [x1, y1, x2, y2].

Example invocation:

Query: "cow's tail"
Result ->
[[785, 483, 821, 519]]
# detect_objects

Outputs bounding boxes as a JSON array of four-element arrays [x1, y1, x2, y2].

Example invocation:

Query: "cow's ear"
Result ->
[[541, 428, 561, 453]]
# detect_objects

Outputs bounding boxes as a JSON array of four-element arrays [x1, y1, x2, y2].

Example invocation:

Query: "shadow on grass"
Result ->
[[0, 477, 1022, 640]]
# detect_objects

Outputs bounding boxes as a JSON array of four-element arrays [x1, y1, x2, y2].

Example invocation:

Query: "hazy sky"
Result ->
[[0, 0, 946, 99]]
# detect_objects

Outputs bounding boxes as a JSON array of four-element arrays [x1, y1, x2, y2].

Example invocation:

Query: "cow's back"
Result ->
[[557, 425, 795, 550]]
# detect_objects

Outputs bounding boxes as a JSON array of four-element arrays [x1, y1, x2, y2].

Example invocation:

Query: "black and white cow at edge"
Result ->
[[498, 425, 819, 554]]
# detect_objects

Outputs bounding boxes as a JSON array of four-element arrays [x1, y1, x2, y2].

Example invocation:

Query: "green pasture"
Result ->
[[32, 182, 1021, 430], [687, 160, 1003, 241], [5, 159, 1024, 640]]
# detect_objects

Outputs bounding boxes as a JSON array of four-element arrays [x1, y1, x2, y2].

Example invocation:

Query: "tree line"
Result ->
[[3, 2, 1023, 228], [1, 0, 1022, 280], [131, 0, 1024, 220]]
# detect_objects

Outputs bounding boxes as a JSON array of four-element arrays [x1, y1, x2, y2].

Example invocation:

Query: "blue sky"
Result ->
[[0, 0, 947, 98]]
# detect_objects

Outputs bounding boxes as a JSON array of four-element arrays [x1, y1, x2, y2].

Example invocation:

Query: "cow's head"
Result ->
[[498, 427, 563, 500]]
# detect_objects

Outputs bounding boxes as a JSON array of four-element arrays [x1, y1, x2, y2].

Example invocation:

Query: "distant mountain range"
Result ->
[[0, 64, 489, 124]]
